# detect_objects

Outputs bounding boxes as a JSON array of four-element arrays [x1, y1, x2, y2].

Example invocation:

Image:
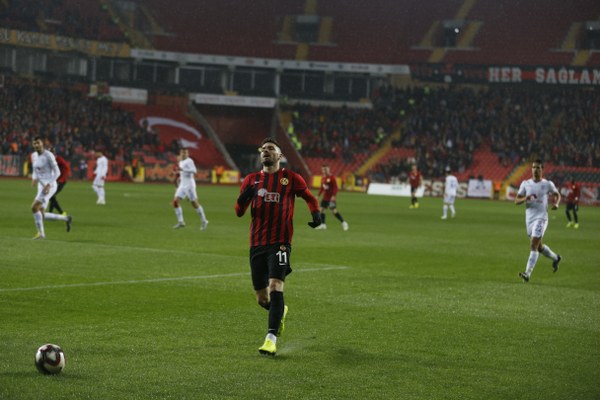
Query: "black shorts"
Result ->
[[410, 186, 418, 195], [249, 244, 292, 290], [320, 200, 336, 209], [566, 203, 578, 212]]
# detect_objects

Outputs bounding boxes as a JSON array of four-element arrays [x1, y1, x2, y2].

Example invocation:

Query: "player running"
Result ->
[[30, 137, 72, 239], [235, 137, 321, 356], [515, 159, 562, 282], [315, 164, 349, 231], [172, 148, 209, 230]]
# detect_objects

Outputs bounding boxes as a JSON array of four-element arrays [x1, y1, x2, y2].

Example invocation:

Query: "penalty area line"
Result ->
[[0, 266, 350, 293]]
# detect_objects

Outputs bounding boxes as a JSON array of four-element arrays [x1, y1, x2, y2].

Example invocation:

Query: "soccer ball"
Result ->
[[35, 344, 66, 375]]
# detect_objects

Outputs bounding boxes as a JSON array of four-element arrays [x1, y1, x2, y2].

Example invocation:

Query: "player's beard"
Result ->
[[262, 159, 274, 167]]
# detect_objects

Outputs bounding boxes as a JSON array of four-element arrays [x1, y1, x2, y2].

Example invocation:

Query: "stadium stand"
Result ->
[[2, 0, 599, 190], [137, 0, 600, 67], [191, 104, 275, 176], [118, 103, 228, 169], [0, 0, 125, 42]]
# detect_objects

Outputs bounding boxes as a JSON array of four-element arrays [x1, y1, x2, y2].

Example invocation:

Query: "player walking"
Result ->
[[515, 159, 562, 282], [172, 148, 209, 230], [92, 150, 108, 205], [235, 137, 321, 356], [441, 167, 458, 219], [315, 164, 349, 231], [408, 164, 422, 209]]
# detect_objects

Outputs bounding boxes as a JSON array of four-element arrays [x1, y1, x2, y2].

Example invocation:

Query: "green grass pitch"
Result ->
[[1, 178, 598, 400]]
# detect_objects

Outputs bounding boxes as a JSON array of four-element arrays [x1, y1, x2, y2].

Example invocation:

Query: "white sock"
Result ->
[[450, 205, 456, 216], [33, 211, 45, 236], [196, 205, 207, 222], [174, 206, 184, 223], [98, 188, 105, 201], [525, 251, 539, 276], [540, 245, 558, 261], [442, 205, 448, 217], [45, 212, 67, 221], [266, 333, 277, 343]]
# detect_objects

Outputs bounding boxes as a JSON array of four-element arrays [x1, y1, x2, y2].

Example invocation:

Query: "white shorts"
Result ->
[[35, 182, 58, 208], [526, 219, 548, 238], [175, 185, 198, 202], [93, 175, 105, 187], [443, 193, 456, 204]]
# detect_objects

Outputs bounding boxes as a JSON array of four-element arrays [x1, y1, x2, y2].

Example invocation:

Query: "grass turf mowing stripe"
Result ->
[[0, 265, 350, 292]]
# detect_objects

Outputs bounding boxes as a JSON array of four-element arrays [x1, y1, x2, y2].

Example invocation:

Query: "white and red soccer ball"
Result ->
[[35, 344, 66, 375]]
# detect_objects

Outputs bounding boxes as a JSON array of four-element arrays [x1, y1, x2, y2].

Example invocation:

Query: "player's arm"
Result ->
[[514, 182, 528, 205], [30, 154, 37, 186], [294, 174, 321, 227], [299, 187, 322, 228], [49, 154, 61, 181], [514, 194, 527, 205], [235, 175, 255, 217], [550, 189, 561, 210], [330, 176, 339, 199]]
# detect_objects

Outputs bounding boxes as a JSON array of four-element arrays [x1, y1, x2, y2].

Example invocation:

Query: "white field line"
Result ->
[[0, 265, 349, 293]]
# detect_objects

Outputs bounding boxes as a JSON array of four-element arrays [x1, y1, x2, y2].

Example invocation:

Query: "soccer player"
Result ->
[[30, 137, 71, 239], [235, 137, 321, 356], [92, 150, 108, 205], [172, 148, 209, 230], [565, 178, 581, 229], [315, 164, 349, 231], [515, 159, 562, 282], [408, 164, 422, 209], [441, 167, 458, 219], [48, 150, 70, 216]]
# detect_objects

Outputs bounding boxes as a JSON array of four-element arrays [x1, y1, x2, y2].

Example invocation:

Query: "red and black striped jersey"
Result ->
[[408, 170, 421, 188], [318, 174, 338, 201], [235, 168, 319, 247]]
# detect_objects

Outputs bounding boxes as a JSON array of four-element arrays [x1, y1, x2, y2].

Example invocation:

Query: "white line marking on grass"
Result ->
[[0, 266, 349, 293]]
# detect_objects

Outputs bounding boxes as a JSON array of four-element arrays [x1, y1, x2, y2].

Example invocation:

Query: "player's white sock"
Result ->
[[45, 212, 67, 221], [442, 205, 448, 218], [525, 250, 539, 276], [266, 333, 277, 344], [33, 211, 45, 236], [196, 205, 207, 222], [174, 206, 184, 223], [450, 205, 456, 216], [98, 188, 105, 202], [540, 244, 558, 261]]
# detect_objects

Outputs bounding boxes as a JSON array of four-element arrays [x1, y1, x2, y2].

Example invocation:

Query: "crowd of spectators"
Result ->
[[0, 76, 162, 175], [0, 0, 125, 42], [288, 84, 599, 182], [286, 102, 401, 164]]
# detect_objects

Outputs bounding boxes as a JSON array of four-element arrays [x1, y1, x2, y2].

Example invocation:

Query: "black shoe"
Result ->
[[66, 216, 72, 232], [552, 255, 561, 273], [519, 272, 529, 283]]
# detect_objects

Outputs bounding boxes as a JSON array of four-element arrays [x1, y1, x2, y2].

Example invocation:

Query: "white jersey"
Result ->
[[95, 155, 108, 178], [31, 150, 60, 185], [178, 157, 197, 188], [444, 174, 459, 196], [517, 178, 558, 223]]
